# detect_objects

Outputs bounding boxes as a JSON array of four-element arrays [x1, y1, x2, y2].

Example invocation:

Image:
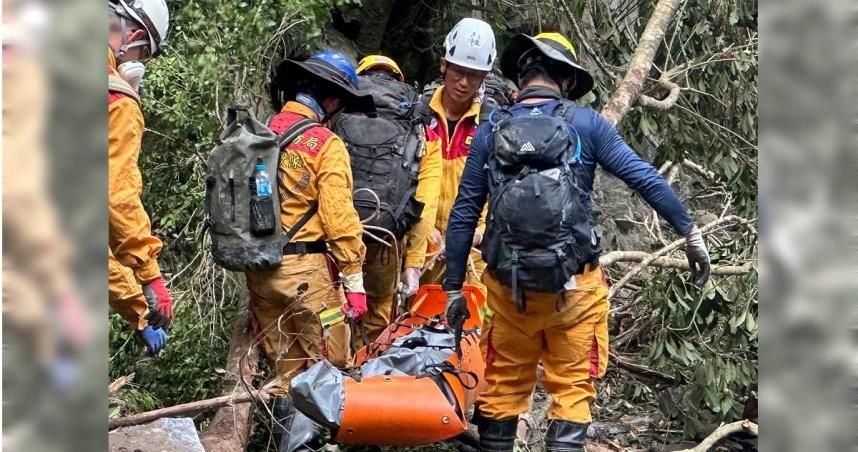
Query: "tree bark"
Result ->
[[108, 391, 269, 430], [600, 0, 683, 125], [637, 76, 681, 110], [199, 295, 260, 452], [354, 0, 396, 54], [600, 250, 753, 275], [677, 420, 758, 451]]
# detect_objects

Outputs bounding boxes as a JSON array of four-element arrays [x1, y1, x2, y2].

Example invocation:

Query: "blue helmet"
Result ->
[[311, 50, 359, 88], [271, 49, 375, 114]]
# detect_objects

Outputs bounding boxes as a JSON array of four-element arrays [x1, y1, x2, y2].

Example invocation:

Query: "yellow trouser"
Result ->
[[421, 249, 489, 320], [359, 243, 400, 348], [477, 266, 610, 423], [108, 251, 149, 331], [246, 253, 351, 396]]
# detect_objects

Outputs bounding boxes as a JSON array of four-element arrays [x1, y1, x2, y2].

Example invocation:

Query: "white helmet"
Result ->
[[444, 17, 496, 72], [111, 0, 169, 56]]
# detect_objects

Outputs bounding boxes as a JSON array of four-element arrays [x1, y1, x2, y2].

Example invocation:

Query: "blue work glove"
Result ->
[[136, 326, 168, 355]]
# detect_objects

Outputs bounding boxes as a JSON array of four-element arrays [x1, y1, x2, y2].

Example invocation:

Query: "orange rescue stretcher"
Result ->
[[289, 284, 487, 446]]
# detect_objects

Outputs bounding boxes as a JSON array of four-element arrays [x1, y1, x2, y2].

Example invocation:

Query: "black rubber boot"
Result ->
[[271, 397, 327, 452], [474, 410, 518, 452], [544, 419, 589, 452]]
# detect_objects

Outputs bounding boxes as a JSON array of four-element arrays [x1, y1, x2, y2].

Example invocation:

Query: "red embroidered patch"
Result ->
[[269, 112, 331, 158], [288, 126, 330, 158]]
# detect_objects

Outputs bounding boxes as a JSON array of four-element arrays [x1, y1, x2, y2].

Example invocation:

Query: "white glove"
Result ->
[[472, 230, 483, 247], [685, 226, 711, 286], [341, 272, 365, 294], [401, 267, 421, 298]]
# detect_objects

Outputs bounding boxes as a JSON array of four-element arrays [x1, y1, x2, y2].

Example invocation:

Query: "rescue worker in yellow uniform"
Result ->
[[255, 50, 375, 451], [420, 17, 497, 303], [108, 0, 172, 355], [3, 1, 88, 390], [350, 55, 442, 344], [443, 33, 712, 451]]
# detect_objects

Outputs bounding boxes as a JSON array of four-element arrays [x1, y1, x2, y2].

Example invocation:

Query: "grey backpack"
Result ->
[[204, 105, 317, 271]]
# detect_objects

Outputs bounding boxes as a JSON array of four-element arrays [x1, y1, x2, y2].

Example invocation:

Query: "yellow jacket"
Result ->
[[108, 49, 162, 284], [403, 127, 442, 268], [425, 86, 487, 235], [270, 102, 366, 275]]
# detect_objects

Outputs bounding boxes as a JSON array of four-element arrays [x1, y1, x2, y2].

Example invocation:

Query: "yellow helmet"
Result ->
[[499, 32, 593, 100], [534, 32, 578, 59], [356, 55, 405, 82]]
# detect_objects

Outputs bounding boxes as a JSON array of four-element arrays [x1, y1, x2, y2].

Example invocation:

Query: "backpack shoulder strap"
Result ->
[[283, 202, 319, 243], [555, 101, 583, 163], [108, 74, 140, 104], [276, 118, 317, 148], [479, 100, 497, 123], [267, 113, 321, 241]]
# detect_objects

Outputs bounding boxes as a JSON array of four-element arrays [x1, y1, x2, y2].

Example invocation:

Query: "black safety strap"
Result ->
[[276, 118, 317, 148], [478, 101, 496, 123], [510, 250, 525, 313], [283, 202, 318, 244]]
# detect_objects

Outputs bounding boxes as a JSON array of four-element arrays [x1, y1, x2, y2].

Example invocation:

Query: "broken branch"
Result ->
[[638, 76, 681, 110], [600, 251, 753, 275], [108, 391, 272, 430], [109, 374, 135, 397], [608, 215, 747, 298], [677, 420, 758, 451]]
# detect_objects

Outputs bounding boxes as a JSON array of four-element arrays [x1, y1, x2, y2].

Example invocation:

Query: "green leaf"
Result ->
[[720, 397, 733, 417], [731, 310, 747, 330], [745, 312, 757, 332], [666, 337, 678, 358], [729, 9, 740, 25], [724, 362, 736, 383]]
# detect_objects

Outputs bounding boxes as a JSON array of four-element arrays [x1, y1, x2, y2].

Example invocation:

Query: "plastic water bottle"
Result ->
[[250, 158, 276, 236], [254, 158, 272, 197]]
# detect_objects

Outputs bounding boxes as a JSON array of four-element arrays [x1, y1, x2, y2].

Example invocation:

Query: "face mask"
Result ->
[[117, 61, 145, 92]]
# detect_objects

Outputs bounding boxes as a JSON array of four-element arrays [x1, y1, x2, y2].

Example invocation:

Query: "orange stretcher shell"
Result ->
[[335, 284, 487, 446]]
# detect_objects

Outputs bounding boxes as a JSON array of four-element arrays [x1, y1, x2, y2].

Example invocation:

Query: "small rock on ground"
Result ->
[[109, 417, 204, 452]]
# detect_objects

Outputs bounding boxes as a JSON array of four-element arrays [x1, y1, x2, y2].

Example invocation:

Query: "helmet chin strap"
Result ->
[[113, 12, 149, 61]]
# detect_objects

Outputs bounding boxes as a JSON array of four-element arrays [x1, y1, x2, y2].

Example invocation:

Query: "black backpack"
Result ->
[[480, 102, 596, 310], [332, 73, 426, 240]]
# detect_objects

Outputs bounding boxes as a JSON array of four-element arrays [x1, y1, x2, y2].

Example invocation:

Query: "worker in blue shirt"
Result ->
[[442, 32, 711, 452]]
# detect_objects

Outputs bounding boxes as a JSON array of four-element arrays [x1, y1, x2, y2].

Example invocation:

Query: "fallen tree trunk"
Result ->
[[199, 294, 260, 452], [600, 0, 683, 124]]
